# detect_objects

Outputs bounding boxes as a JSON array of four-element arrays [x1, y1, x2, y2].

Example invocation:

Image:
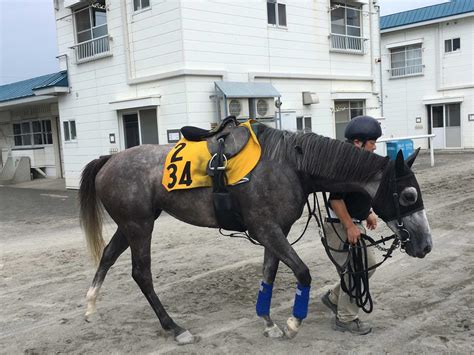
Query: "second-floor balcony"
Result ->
[[330, 33, 366, 54], [391, 64, 424, 78], [72, 35, 111, 63]]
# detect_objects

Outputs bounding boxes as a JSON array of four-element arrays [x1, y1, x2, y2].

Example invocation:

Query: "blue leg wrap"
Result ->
[[256, 281, 273, 317], [292, 283, 311, 320]]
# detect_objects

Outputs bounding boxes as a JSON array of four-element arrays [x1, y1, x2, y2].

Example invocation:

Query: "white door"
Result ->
[[280, 111, 297, 131], [431, 105, 445, 149], [445, 103, 462, 148]]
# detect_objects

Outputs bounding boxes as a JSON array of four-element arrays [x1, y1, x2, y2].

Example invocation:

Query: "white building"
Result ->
[[53, 0, 383, 189], [380, 0, 474, 150], [0, 72, 69, 181]]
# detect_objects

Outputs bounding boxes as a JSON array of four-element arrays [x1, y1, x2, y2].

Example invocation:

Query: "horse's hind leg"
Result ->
[[126, 220, 196, 345], [257, 248, 284, 338], [85, 228, 129, 318]]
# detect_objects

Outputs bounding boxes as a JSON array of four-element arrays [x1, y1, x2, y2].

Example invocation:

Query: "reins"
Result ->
[[319, 192, 401, 313]]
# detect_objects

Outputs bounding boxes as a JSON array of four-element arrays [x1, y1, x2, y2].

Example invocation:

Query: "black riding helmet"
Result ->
[[344, 115, 382, 142]]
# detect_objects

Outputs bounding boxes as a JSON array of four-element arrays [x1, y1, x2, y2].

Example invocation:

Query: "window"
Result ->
[[123, 109, 158, 149], [445, 38, 461, 53], [63, 120, 77, 142], [267, 0, 287, 27], [296, 116, 312, 132], [73, 1, 110, 61], [390, 44, 423, 77], [134, 0, 150, 11], [330, 1, 363, 53], [334, 100, 365, 140], [13, 120, 52, 147]]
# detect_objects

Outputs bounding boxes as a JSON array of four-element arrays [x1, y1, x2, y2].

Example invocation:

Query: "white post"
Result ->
[[430, 137, 435, 167]]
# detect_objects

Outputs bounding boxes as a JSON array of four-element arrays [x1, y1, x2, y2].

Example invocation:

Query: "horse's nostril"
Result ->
[[424, 245, 432, 254]]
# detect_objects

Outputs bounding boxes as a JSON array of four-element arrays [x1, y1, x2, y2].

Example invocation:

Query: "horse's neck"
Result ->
[[306, 168, 384, 199]]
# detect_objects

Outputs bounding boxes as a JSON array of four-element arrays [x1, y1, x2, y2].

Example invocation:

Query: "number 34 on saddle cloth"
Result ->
[[162, 120, 261, 191]]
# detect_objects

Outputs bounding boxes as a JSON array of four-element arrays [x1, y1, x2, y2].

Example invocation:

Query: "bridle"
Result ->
[[391, 191, 411, 250]]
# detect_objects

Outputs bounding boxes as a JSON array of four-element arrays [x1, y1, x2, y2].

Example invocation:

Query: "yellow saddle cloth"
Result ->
[[162, 120, 261, 191]]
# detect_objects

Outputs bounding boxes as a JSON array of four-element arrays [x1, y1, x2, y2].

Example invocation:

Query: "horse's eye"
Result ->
[[399, 187, 418, 206]]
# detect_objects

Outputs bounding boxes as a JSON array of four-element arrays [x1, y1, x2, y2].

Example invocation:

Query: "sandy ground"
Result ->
[[1, 151, 473, 354]]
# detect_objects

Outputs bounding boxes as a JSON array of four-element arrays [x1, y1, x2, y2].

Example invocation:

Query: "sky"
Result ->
[[0, 0, 451, 85]]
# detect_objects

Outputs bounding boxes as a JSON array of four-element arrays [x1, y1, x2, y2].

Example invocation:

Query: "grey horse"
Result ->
[[79, 123, 432, 344]]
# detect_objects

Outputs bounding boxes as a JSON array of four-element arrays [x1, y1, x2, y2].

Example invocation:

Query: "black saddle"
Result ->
[[181, 116, 250, 159], [181, 116, 240, 142]]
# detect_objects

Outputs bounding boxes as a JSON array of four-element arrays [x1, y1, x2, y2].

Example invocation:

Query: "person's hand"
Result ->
[[366, 212, 377, 230], [346, 224, 361, 245]]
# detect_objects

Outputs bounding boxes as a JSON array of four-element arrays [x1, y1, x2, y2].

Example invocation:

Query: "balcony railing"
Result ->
[[73, 35, 111, 62], [391, 65, 424, 78], [330, 34, 365, 54]]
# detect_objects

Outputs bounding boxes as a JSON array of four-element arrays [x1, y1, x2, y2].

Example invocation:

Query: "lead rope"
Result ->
[[318, 192, 401, 313]]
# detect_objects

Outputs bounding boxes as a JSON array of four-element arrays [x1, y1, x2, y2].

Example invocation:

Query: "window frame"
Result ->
[[334, 100, 366, 141], [330, 2, 362, 38], [296, 116, 312, 133], [389, 43, 423, 78], [133, 0, 151, 12], [13, 119, 53, 148], [63, 120, 77, 142], [73, 1, 108, 45], [444, 38, 461, 53], [330, 1, 364, 53], [120, 108, 159, 149], [267, 0, 287, 28]]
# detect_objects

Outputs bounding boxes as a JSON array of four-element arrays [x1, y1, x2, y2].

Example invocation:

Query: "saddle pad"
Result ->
[[162, 120, 261, 191]]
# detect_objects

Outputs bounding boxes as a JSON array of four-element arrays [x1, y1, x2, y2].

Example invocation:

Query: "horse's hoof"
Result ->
[[264, 323, 284, 338], [283, 316, 300, 339], [84, 312, 97, 323], [175, 330, 198, 345]]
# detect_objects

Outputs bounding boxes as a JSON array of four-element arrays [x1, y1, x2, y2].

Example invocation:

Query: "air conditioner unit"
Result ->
[[250, 98, 275, 119], [221, 98, 249, 119]]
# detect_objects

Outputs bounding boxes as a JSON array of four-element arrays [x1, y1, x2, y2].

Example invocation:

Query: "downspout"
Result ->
[[120, 0, 133, 83], [374, 0, 384, 117]]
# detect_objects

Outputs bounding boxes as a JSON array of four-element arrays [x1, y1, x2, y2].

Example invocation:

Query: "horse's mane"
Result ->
[[256, 124, 390, 183]]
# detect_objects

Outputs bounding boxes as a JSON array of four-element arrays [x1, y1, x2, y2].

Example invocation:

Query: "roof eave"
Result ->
[[33, 86, 70, 96], [381, 12, 474, 33], [0, 95, 57, 109]]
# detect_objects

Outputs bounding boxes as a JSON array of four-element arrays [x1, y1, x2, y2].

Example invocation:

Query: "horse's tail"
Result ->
[[79, 155, 112, 265]]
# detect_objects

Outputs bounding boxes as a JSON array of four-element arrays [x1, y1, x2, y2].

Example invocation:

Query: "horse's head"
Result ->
[[372, 149, 432, 258]]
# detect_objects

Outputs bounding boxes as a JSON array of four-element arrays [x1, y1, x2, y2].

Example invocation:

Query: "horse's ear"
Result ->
[[396, 149, 405, 175], [294, 145, 303, 155], [405, 147, 420, 168]]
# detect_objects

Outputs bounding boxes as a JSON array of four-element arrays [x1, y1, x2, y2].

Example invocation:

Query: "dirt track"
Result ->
[[1, 151, 473, 354]]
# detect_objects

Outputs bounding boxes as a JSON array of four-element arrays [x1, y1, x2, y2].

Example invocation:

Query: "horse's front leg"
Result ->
[[256, 248, 284, 338], [252, 224, 311, 339]]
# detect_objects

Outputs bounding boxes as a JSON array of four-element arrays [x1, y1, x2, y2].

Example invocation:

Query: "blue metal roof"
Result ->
[[381, 0, 474, 30], [0, 71, 68, 103]]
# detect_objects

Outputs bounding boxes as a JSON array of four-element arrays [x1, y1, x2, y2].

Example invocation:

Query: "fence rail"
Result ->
[[330, 34, 365, 54], [73, 36, 110, 62], [378, 134, 436, 167], [391, 65, 423, 78]]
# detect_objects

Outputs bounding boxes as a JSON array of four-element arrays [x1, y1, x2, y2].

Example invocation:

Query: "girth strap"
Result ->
[[208, 136, 247, 232]]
